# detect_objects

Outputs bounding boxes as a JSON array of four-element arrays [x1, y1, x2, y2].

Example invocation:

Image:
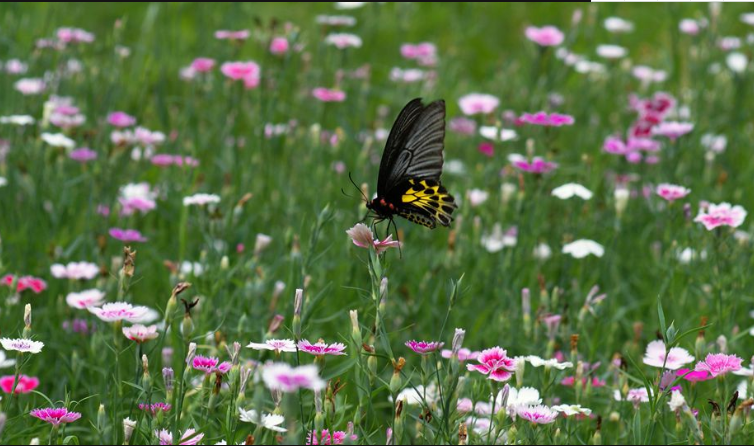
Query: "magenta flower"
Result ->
[[139, 402, 171, 416], [346, 223, 401, 254], [652, 122, 694, 141], [642, 340, 694, 370], [1, 274, 47, 293], [525, 25, 564, 47], [262, 363, 325, 393], [192, 355, 231, 375], [307, 429, 357, 445], [69, 148, 97, 163], [51, 261, 99, 280], [656, 184, 690, 202], [88, 302, 154, 323], [478, 142, 494, 157], [109, 228, 148, 243], [694, 353, 743, 377], [508, 153, 558, 174], [442, 348, 480, 362], [312, 87, 346, 102], [517, 405, 559, 424], [694, 203, 747, 231], [190, 57, 215, 72], [123, 324, 159, 343], [156, 428, 204, 445], [30, 407, 82, 426], [406, 340, 444, 355], [298, 340, 347, 356], [0, 374, 40, 394], [215, 29, 250, 40], [270, 37, 290, 55], [107, 112, 136, 128], [518, 111, 574, 127], [221, 61, 261, 89], [676, 368, 712, 382], [466, 347, 515, 382], [458, 93, 500, 116]]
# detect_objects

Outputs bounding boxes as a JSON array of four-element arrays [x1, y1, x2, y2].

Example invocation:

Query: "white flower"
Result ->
[[742, 13, 754, 26], [246, 339, 297, 353], [41, 132, 75, 149], [525, 355, 573, 370], [726, 52, 748, 74], [183, 193, 221, 206], [501, 387, 542, 417], [180, 261, 204, 277], [0, 115, 35, 125], [324, 33, 362, 49], [677, 247, 707, 264], [642, 340, 694, 370], [481, 224, 517, 253], [701, 133, 727, 153], [445, 159, 466, 175], [467, 189, 489, 207], [596, 44, 627, 59], [604, 17, 634, 33], [238, 408, 287, 432], [533, 243, 552, 260], [87, 302, 155, 323], [574, 60, 606, 75], [0, 338, 44, 354], [552, 183, 593, 200], [0, 177, 6, 188], [552, 404, 592, 416], [668, 390, 686, 411], [51, 261, 99, 280], [0, 350, 16, 368], [395, 384, 439, 406], [479, 126, 517, 142], [66, 289, 106, 309], [562, 239, 604, 258], [335, 2, 365, 9]]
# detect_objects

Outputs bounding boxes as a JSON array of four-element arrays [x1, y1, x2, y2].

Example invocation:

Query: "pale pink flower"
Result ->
[[14, 78, 45, 95], [151, 154, 199, 167], [632, 66, 667, 84], [508, 153, 558, 174], [123, 324, 159, 343], [247, 339, 297, 354], [400, 42, 437, 65], [694, 353, 743, 377], [389, 67, 426, 83], [262, 363, 325, 392], [642, 340, 694, 370], [51, 261, 99, 280], [4, 59, 28, 74], [442, 348, 480, 362], [298, 340, 347, 356], [156, 428, 204, 445], [134, 127, 165, 146], [215, 29, 250, 40], [656, 184, 690, 202], [694, 202, 747, 230], [30, 407, 81, 426], [324, 33, 363, 49], [458, 93, 500, 116], [50, 112, 85, 129], [1, 275, 47, 294], [652, 122, 694, 141], [516, 405, 559, 424], [0, 374, 39, 394], [190, 57, 215, 72], [466, 346, 515, 382], [449, 117, 477, 135], [346, 223, 401, 254], [518, 111, 574, 127], [66, 289, 106, 309], [679, 19, 701, 35], [405, 340, 444, 355], [88, 302, 154, 323], [192, 355, 232, 375], [270, 37, 290, 55], [57, 27, 94, 44], [625, 388, 650, 408], [525, 26, 564, 47], [312, 87, 346, 102], [69, 148, 98, 163], [107, 111, 136, 127], [109, 228, 148, 243], [119, 182, 157, 215]]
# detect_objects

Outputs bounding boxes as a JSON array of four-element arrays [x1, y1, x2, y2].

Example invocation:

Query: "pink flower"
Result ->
[[247, 339, 297, 354], [109, 228, 148, 243], [442, 348, 480, 362], [625, 388, 650, 408], [298, 340, 347, 356], [139, 402, 171, 416], [518, 111, 574, 127], [190, 57, 215, 72], [262, 363, 325, 393], [14, 78, 45, 95], [694, 353, 743, 377], [478, 142, 494, 157], [312, 87, 346, 102], [221, 61, 261, 89], [466, 347, 515, 382], [57, 27, 94, 44], [156, 428, 204, 445], [508, 153, 558, 174], [525, 26, 565, 47], [560, 376, 606, 388], [107, 112, 136, 127], [66, 289, 105, 309], [679, 19, 700, 35], [30, 407, 82, 426], [123, 324, 159, 343], [458, 93, 500, 115], [400, 42, 437, 66], [69, 148, 98, 163], [346, 223, 401, 254], [215, 29, 249, 40], [694, 202, 747, 231], [405, 340, 444, 355], [517, 405, 559, 424], [134, 127, 166, 146], [642, 340, 694, 370], [270, 37, 290, 55], [449, 117, 477, 135], [51, 261, 99, 280], [192, 355, 231, 375], [676, 368, 712, 382], [88, 302, 154, 323], [307, 430, 357, 445], [0, 375, 40, 394], [656, 184, 690, 202], [652, 122, 694, 141], [151, 154, 199, 167], [50, 112, 85, 129], [119, 182, 157, 215], [1, 274, 47, 293]]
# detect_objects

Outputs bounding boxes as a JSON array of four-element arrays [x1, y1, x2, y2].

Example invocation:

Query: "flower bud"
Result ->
[[123, 417, 137, 444]]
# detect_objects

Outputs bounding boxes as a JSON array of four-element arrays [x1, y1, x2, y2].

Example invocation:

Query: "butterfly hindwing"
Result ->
[[389, 178, 457, 229]]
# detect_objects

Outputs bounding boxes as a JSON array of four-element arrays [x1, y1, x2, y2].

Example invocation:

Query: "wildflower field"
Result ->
[[2, 2, 754, 445]]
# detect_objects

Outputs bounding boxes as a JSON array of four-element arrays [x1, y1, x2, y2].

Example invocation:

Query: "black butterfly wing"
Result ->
[[377, 98, 446, 197]]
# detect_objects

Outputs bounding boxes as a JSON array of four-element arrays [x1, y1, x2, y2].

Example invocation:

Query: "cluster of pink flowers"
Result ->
[[1, 274, 47, 294], [57, 27, 94, 44], [221, 61, 261, 89], [516, 111, 574, 127], [307, 429, 358, 445], [139, 402, 172, 416], [508, 153, 558, 174], [49, 100, 86, 129], [150, 154, 199, 167], [51, 261, 99, 280], [400, 42, 437, 66], [312, 87, 347, 102]]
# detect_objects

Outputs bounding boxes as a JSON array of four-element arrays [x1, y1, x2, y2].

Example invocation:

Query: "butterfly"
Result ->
[[365, 98, 457, 229]]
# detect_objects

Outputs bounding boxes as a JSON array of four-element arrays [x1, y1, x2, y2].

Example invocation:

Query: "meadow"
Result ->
[[1, 1, 754, 444]]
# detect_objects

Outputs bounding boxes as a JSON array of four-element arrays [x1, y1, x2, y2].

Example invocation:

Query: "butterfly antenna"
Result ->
[[348, 171, 369, 203]]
